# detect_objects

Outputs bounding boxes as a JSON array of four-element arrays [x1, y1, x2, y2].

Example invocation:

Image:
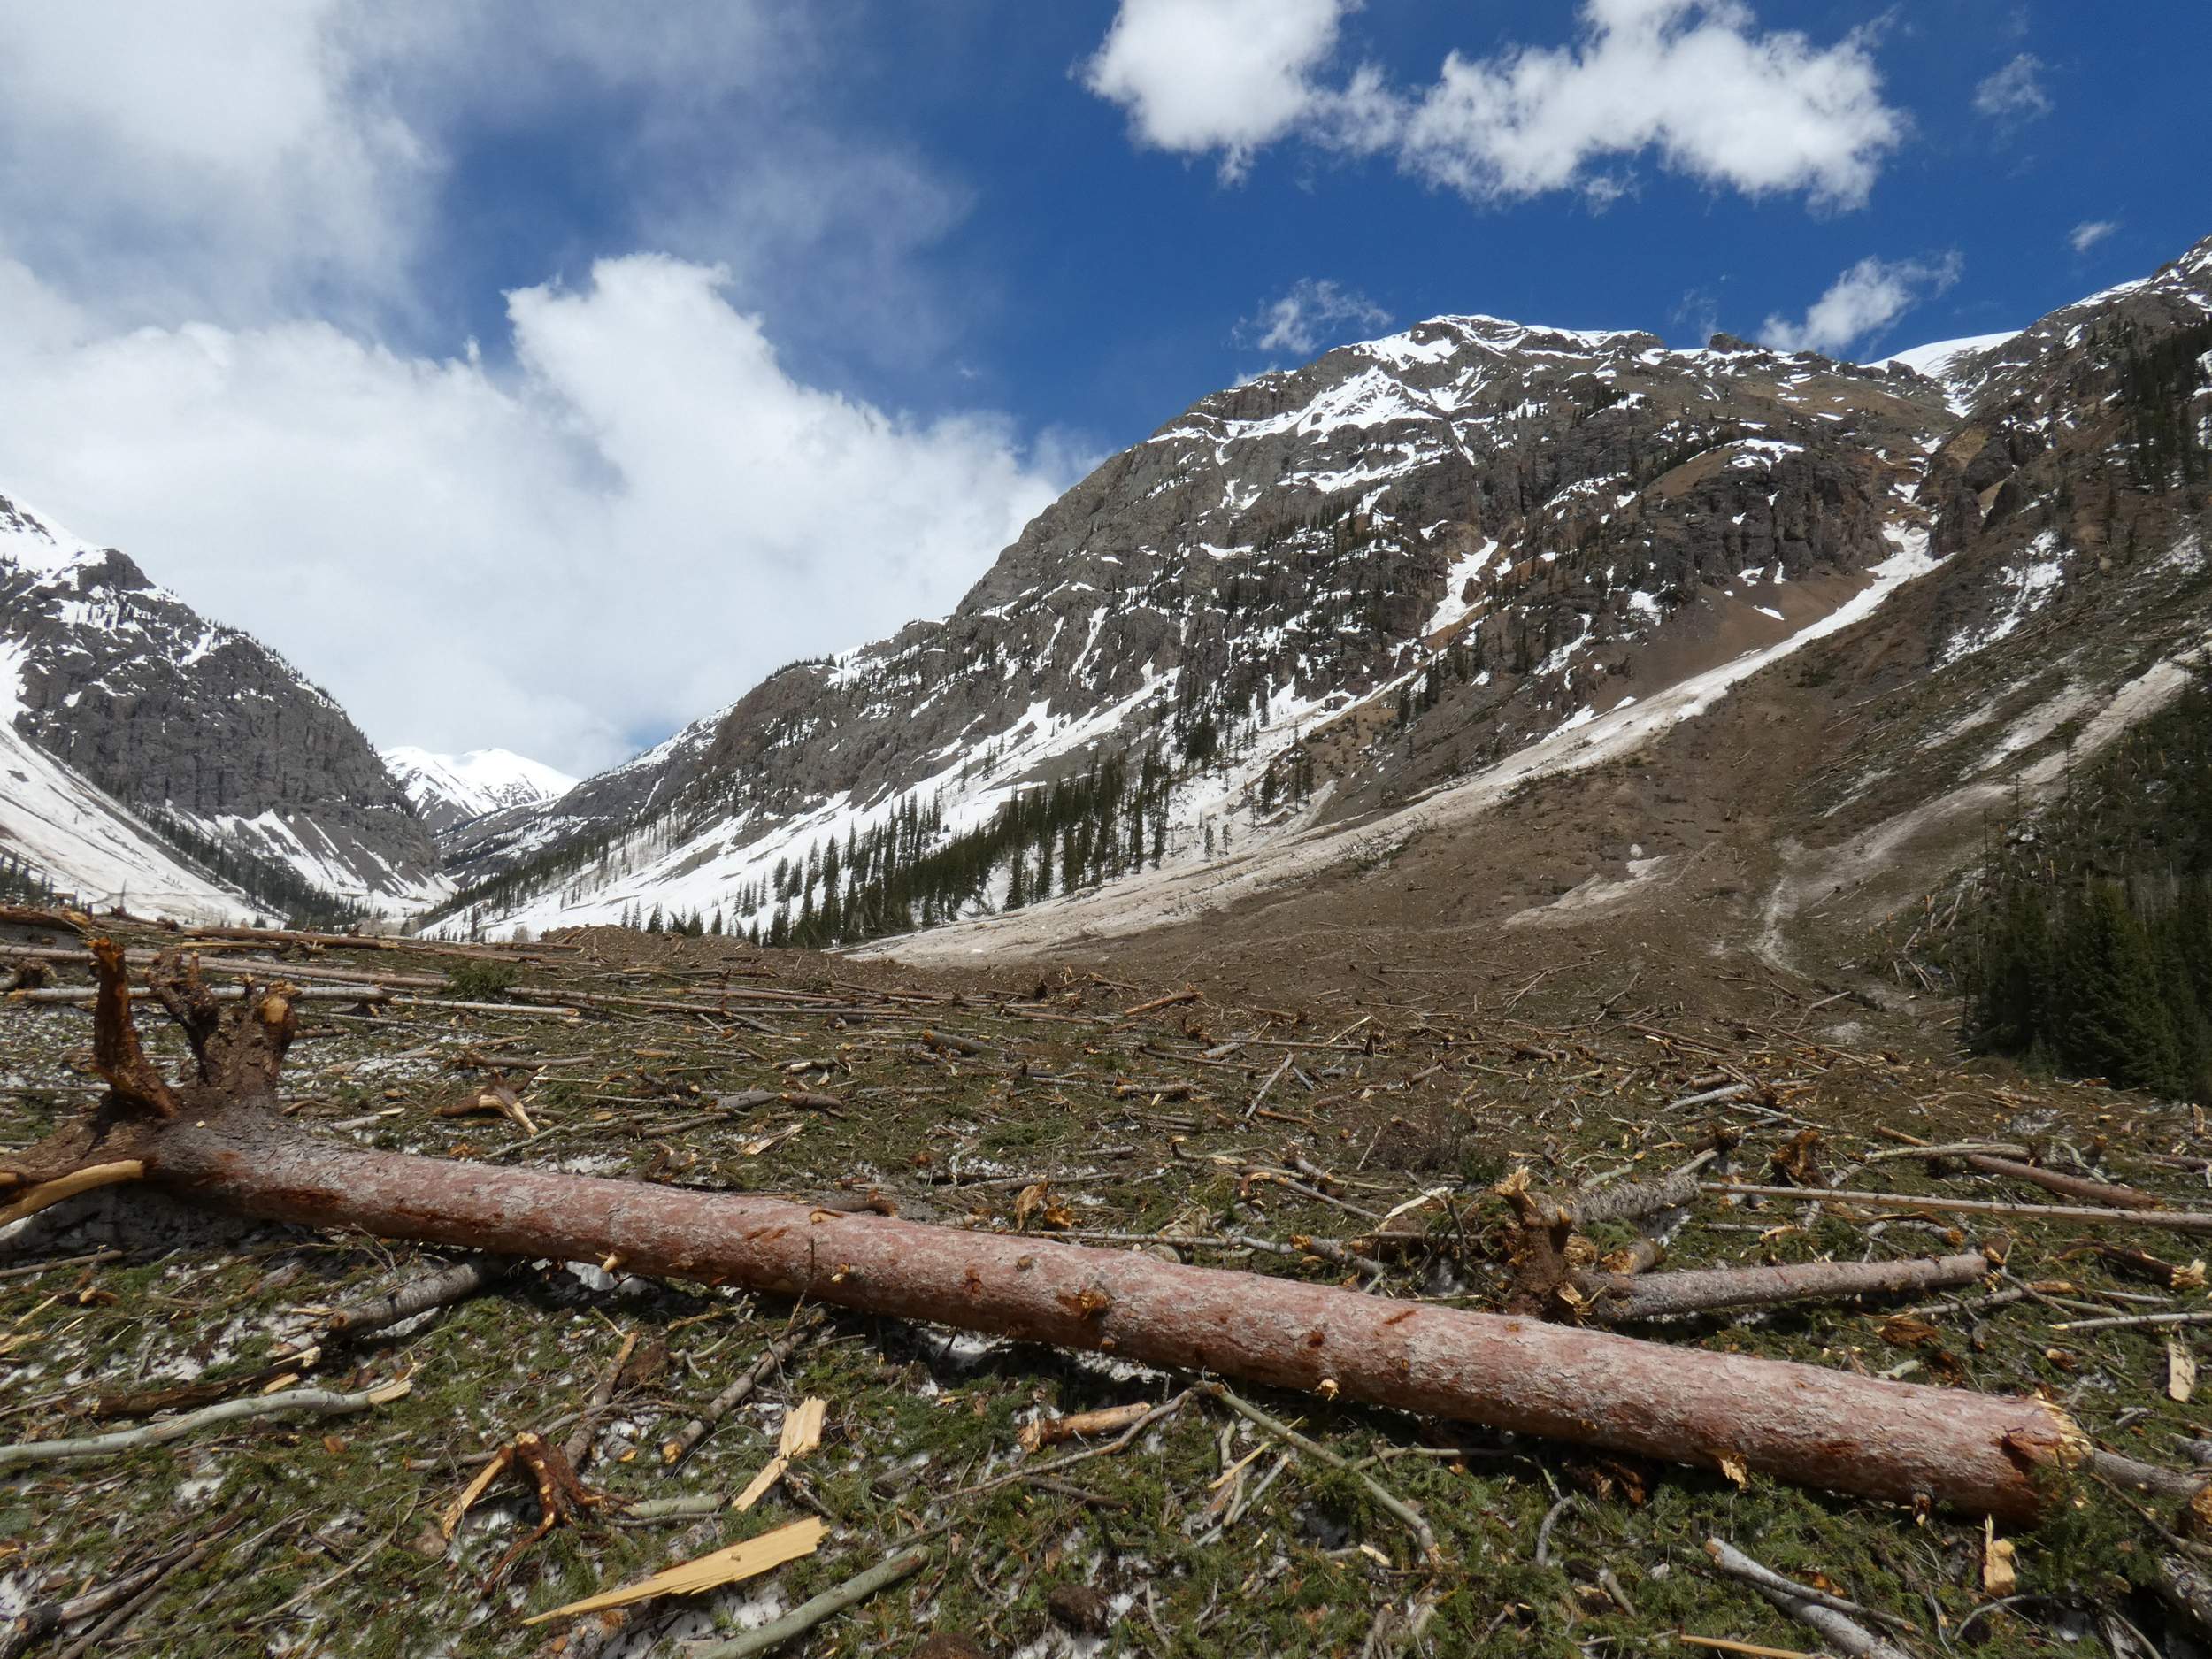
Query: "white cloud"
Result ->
[[1083, 0, 1356, 180], [1397, 1, 1901, 209], [0, 0, 426, 324], [0, 2, 1079, 781], [1759, 251, 1962, 357], [1972, 53, 2052, 122], [0, 2, 876, 330], [1083, 0, 1903, 210], [1236, 279, 1392, 357], [0, 257, 1070, 776], [2070, 219, 2119, 255]]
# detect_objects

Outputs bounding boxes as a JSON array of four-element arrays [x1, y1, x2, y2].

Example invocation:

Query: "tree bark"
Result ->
[[1, 941, 2093, 1524]]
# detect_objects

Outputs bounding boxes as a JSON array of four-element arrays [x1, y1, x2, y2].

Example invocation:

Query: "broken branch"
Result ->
[[0, 1379, 411, 1471], [691, 1542, 930, 1659], [1706, 1182, 2212, 1235], [1703, 1539, 1911, 1659], [1582, 1253, 1988, 1322]]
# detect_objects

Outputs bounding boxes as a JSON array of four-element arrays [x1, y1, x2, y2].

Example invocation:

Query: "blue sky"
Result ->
[[0, 2, 2204, 773], [394, 0, 2208, 445]]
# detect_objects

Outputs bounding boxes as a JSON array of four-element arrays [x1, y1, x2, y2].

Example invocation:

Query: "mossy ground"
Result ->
[[3, 924, 2208, 1656]]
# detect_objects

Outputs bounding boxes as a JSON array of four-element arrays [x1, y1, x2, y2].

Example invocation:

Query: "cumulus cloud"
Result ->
[[1083, 0, 1903, 210], [0, 2, 895, 334], [0, 0, 426, 324], [0, 2, 1083, 779], [1082, 0, 1355, 180], [1236, 279, 1392, 357], [2070, 219, 2119, 255], [0, 257, 1071, 777], [1397, 1, 1901, 208], [1759, 251, 1962, 357], [1973, 53, 2052, 122]]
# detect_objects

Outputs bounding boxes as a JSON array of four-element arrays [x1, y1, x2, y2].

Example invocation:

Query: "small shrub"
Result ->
[[446, 960, 520, 1001]]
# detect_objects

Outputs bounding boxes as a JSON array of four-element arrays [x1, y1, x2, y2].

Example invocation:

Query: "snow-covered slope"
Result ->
[[428, 234, 2212, 953], [381, 746, 578, 836], [0, 494, 446, 918], [431, 310, 1957, 941], [1877, 332, 2024, 412], [1879, 332, 2023, 382]]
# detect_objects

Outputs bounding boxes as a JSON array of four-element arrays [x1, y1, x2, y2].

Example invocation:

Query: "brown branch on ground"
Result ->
[[1581, 1253, 1989, 1323], [442, 1431, 624, 1588], [1963, 1153, 2164, 1211]]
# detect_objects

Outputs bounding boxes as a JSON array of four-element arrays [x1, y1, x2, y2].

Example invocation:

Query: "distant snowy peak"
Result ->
[[383, 745, 579, 833], [0, 494, 108, 577]]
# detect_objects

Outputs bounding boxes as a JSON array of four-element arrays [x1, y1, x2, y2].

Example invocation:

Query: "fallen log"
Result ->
[[0, 942, 2095, 1522], [325, 1256, 517, 1340], [1580, 1252, 1988, 1322], [1708, 1181, 2212, 1235], [11, 982, 395, 1006], [1962, 1154, 2163, 1211]]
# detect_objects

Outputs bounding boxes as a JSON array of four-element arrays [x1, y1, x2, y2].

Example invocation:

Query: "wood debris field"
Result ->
[[5, 914, 2212, 1658]]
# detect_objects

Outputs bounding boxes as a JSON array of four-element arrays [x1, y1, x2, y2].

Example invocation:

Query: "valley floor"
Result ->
[[4, 919, 2210, 1657]]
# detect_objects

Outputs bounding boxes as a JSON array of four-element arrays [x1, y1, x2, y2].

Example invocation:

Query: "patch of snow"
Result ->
[[1424, 540, 1500, 636]]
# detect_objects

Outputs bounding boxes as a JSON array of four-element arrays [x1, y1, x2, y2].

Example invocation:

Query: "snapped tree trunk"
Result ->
[[0, 941, 2090, 1523]]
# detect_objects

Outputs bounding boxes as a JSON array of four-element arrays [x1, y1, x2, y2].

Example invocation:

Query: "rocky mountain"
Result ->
[[0, 495, 446, 921], [429, 235, 2212, 954], [381, 746, 577, 837]]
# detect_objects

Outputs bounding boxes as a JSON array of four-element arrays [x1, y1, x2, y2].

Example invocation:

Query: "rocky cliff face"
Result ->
[[436, 236, 2212, 948], [0, 497, 444, 917]]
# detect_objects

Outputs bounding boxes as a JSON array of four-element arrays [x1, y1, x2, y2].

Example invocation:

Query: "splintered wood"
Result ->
[[521, 1517, 826, 1625]]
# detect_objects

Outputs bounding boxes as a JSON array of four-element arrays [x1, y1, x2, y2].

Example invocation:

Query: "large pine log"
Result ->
[[0, 941, 2091, 1522]]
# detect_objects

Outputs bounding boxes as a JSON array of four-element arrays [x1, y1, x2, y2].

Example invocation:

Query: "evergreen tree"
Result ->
[[2058, 882, 2181, 1094], [1973, 882, 2053, 1057]]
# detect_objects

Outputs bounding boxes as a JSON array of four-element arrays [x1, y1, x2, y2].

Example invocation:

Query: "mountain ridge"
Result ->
[[381, 745, 577, 837], [428, 280, 1975, 939], [426, 233, 2212, 963], [0, 495, 447, 921]]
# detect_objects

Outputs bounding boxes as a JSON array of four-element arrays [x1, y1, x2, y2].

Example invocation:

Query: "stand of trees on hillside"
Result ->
[[1964, 666, 2212, 1102], [143, 809, 364, 931]]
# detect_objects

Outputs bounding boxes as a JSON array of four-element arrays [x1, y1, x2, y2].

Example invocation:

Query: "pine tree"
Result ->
[[2058, 882, 2182, 1094], [1973, 883, 2053, 1056]]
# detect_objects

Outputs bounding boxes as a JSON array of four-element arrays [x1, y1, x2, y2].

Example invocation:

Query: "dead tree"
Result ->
[[0, 942, 2091, 1522]]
